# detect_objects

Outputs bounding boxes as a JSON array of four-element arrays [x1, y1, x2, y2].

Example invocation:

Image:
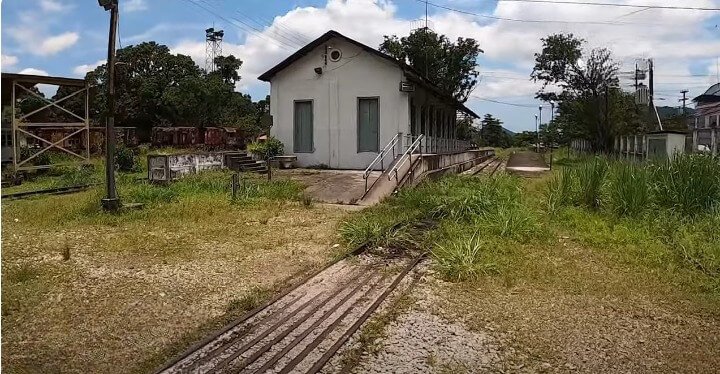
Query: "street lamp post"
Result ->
[[99, 0, 120, 211], [534, 114, 538, 152], [538, 106, 543, 153], [550, 102, 555, 169]]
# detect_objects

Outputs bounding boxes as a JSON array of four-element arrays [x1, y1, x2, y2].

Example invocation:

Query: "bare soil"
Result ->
[[1, 195, 349, 373]]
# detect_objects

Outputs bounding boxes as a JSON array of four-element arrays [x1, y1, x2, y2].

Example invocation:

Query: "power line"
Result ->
[[499, 0, 720, 12], [196, 0, 301, 49], [470, 96, 548, 108], [181, 0, 297, 51], [414, 0, 667, 27]]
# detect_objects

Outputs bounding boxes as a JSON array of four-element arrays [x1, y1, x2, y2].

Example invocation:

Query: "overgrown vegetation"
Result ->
[[340, 175, 544, 281], [247, 136, 284, 159], [341, 154, 720, 295], [547, 154, 720, 216], [544, 153, 720, 291]]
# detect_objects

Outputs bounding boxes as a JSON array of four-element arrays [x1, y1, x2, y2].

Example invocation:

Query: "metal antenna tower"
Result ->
[[205, 27, 224, 72]]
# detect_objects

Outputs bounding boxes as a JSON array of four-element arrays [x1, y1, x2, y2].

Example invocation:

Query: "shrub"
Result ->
[[115, 145, 139, 172], [19, 147, 51, 167], [606, 162, 650, 217], [50, 165, 99, 188], [247, 137, 284, 159]]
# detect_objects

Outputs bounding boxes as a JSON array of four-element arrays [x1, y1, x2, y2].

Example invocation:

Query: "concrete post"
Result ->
[[712, 129, 717, 156]]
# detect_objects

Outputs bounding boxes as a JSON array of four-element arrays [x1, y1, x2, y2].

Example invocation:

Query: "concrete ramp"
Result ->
[[275, 169, 379, 204], [359, 149, 495, 206]]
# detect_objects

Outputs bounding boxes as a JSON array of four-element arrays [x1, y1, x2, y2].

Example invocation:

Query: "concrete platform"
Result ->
[[505, 151, 550, 177], [274, 169, 380, 204]]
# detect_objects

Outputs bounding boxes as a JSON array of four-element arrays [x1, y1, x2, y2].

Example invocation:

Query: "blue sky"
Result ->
[[2, 0, 719, 132]]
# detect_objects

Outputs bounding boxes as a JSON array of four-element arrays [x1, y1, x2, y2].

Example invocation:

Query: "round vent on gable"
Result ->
[[329, 49, 342, 62]]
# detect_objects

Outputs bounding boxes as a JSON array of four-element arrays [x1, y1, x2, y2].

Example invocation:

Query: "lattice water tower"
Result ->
[[205, 27, 224, 72]]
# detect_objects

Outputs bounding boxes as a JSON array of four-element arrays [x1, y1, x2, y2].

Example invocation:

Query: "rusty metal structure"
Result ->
[[2, 73, 91, 171]]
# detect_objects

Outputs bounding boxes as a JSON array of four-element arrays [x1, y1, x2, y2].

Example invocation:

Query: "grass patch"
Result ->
[[340, 174, 543, 281]]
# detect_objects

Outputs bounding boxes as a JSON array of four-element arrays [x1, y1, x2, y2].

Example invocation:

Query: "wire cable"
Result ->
[[498, 0, 720, 12], [414, 0, 668, 27]]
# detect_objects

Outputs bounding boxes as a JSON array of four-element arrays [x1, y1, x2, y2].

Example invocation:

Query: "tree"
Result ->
[[531, 34, 627, 152], [379, 28, 483, 102], [80, 41, 263, 141], [455, 115, 479, 141], [212, 55, 242, 84], [479, 114, 511, 148], [513, 131, 538, 147]]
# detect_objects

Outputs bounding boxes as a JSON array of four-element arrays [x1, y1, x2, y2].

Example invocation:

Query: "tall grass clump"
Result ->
[[606, 162, 650, 217], [650, 154, 720, 216], [545, 166, 577, 213], [432, 232, 501, 282], [576, 157, 608, 210]]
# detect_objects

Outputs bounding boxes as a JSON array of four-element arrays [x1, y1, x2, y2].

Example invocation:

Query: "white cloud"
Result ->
[[18, 68, 49, 76], [73, 60, 106, 76], [170, 0, 718, 101], [17, 68, 59, 97], [2, 54, 19, 68], [37, 32, 80, 56], [7, 4, 80, 57], [124, 0, 148, 12], [39, 0, 71, 13]]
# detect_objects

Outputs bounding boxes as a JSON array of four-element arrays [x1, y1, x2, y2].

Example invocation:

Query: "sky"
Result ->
[[1, 0, 719, 132]]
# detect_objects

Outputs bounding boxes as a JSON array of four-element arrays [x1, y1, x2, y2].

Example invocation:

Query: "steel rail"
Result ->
[[471, 157, 498, 176], [275, 274, 391, 374], [212, 292, 327, 370], [489, 159, 503, 176], [213, 267, 369, 371], [154, 243, 369, 373], [243, 272, 379, 373], [181, 292, 306, 372], [303, 254, 425, 374], [1, 184, 96, 199]]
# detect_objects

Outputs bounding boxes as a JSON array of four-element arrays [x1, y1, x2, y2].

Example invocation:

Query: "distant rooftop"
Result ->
[[693, 82, 720, 103]]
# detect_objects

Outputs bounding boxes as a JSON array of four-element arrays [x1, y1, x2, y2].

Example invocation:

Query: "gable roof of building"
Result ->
[[258, 30, 479, 118], [693, 83, 720, 103]]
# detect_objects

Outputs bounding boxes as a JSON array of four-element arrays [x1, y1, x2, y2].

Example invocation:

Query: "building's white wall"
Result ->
[[269, 37, 411, 169]]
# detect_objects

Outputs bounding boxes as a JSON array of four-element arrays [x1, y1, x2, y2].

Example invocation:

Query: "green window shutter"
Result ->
[[358, 98, 379, 152], [294, 101, 313, 153]]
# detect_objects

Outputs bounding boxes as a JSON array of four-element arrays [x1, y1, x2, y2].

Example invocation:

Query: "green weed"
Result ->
[[606, 161, 650, 217]]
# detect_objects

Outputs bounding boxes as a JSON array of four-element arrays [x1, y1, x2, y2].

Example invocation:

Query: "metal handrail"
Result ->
[[363, 132, 400, 192], [388, 134, 424, 182]]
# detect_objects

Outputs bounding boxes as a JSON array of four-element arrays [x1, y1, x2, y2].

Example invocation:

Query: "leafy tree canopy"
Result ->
[[531, 33, 647, 152], [379, 28, 483, 103], [58, 41, 267, 141], [479, 114, 512, 148]]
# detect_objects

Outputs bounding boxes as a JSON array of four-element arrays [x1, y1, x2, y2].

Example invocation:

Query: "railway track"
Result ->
[[157, 253, 424, 374], [470, 157, 505, 177], [1, 184, 96, 200]]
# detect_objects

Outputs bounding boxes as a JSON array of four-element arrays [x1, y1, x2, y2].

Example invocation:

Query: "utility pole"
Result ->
[[99, 0, 120, 211], [680, 89, 689, 115], [648, 58, 654, 118]]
